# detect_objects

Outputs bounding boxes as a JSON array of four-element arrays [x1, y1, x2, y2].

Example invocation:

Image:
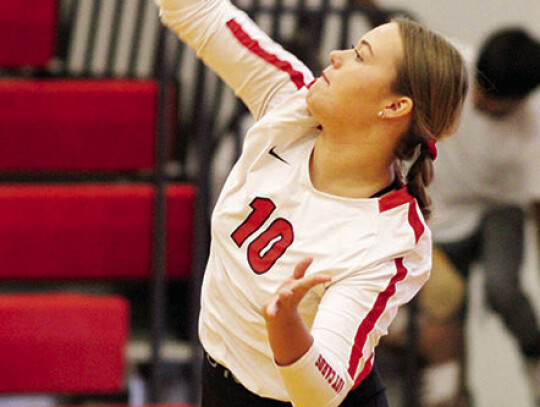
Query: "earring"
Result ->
[[377, 111, 385, 117]]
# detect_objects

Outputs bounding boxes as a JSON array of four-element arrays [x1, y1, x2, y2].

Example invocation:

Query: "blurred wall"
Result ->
[[379, 0, 540, 47]]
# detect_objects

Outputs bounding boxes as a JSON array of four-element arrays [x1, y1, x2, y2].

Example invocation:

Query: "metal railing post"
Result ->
[[149, 22, 173, 404]]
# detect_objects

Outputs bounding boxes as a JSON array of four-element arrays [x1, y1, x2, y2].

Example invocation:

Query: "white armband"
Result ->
[[277, 342, 351, 407]]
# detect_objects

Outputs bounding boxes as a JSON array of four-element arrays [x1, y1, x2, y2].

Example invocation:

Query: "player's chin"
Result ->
[[306, 90, 328, 123], [307, 77, 324, 94], [306, 85, 321, 112]]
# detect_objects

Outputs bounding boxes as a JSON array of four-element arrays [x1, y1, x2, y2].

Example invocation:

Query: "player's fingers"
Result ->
[[264, 288, 292, 317], [296, 273, 331, 294], [292, 257, 313, 280], [282, 273, 331, 306], [277, 288, 294, 302], [264, 273, 331, 318]]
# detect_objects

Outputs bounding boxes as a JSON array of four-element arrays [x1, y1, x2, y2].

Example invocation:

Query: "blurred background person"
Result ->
[[418, 27, 540, 407]]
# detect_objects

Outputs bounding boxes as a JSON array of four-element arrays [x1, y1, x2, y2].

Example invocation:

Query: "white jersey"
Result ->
[[157, 1, 432, 406], [429, 87, 540, 243]]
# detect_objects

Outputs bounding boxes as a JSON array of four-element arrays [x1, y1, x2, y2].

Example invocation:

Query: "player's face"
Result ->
[[307, 22, 403, 129]]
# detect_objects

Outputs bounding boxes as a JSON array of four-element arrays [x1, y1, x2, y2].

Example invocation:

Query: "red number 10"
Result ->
[[231, 197, 294, 274]]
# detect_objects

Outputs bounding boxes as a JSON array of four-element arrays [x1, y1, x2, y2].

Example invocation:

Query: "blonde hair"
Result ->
[[392, 18, 469, 220]]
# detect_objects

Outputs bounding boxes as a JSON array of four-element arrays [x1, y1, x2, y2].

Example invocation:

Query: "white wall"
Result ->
[[378, 0, 540, 48]]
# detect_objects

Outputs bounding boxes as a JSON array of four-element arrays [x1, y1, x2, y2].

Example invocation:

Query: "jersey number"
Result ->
[[231, 197, 294, 274]]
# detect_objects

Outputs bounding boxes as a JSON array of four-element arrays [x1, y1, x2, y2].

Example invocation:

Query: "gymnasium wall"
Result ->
[[380, 0, 540, 48]]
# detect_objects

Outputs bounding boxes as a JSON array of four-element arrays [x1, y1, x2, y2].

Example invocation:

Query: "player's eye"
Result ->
[[352, 45, 364, 62]]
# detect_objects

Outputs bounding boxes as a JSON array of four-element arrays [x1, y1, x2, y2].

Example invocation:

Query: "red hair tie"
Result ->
[[425, 140, 438, 161]]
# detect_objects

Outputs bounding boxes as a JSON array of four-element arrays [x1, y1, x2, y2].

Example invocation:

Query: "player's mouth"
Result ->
[[322, 72, 329, 84]]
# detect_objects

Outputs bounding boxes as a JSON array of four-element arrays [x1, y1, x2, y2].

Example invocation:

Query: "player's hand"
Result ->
[[262, 257, 331, 319]]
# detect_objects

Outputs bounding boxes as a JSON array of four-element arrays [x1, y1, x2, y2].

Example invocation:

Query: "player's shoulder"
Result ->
[[377, 187, 416, 213], [377, 188, 429, 245]]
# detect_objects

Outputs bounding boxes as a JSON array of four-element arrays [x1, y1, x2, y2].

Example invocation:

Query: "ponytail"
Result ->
[[392, 18, 468, 220], [405, 147, 435, 220]]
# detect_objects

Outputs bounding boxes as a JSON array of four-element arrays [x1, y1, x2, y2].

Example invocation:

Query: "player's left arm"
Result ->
[[262, 257, 331, 368], [263, 254, 430, 407]]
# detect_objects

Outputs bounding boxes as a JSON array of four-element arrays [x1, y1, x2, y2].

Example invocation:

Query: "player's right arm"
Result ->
[[154, 0, 314, 120]]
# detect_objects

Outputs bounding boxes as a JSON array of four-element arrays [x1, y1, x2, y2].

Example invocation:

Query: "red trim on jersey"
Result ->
[[347, 258, 408, 383], [378, 187, 412, 212], [408, 200, 425, 243], [225, 19, 306, 90], [353, 353, 374, 389], [379, 187, 425, 242]]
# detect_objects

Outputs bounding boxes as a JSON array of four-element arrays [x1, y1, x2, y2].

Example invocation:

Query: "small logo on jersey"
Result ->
[[268, 146, 289, 164]]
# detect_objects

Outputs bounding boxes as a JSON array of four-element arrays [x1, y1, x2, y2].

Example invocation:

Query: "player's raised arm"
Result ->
[[154, 0, 314, 120]]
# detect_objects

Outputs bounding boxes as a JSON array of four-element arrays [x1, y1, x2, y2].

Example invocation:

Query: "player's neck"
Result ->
[[309, 135, 396, 198]]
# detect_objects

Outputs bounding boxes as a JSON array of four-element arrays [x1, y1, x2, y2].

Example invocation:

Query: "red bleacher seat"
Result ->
[[0, 2, 195, 399], [0, 183, 195, 280], [0, 0, 57, 68], [0, 80, 165, 171], [0, 293, 128, 393]]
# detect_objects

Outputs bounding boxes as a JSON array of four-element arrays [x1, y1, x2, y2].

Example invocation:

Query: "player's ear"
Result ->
[[379, 97, 413, 119]]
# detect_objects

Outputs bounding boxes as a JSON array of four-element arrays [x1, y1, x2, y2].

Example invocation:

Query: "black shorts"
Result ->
[[201, 353, 389, 407]]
